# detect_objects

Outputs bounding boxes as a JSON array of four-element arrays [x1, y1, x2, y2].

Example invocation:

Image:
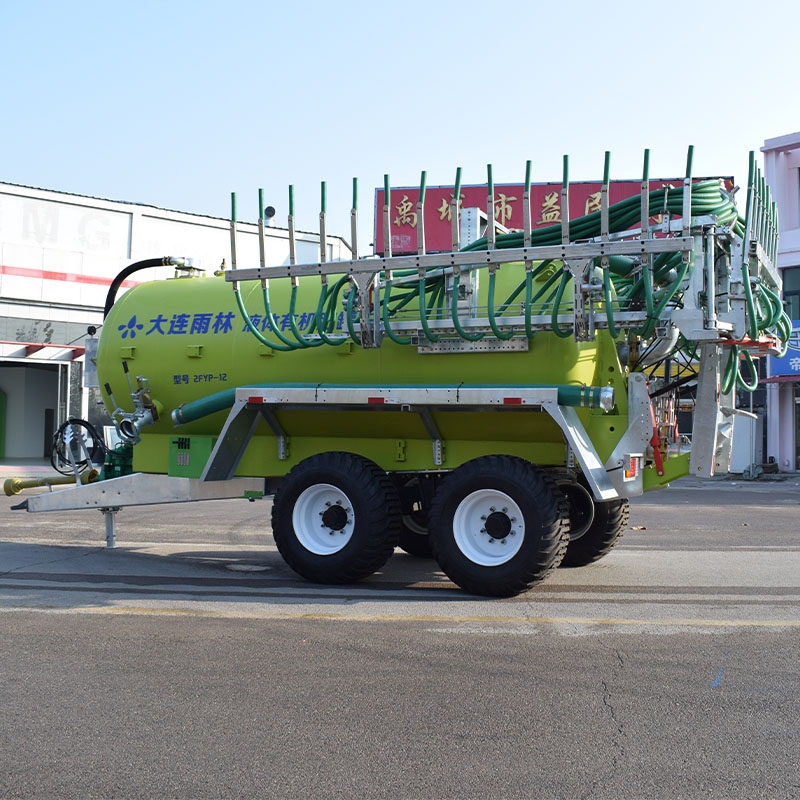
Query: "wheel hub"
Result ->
[[321, 503, 349, 531], [483, 510, 512, 540]]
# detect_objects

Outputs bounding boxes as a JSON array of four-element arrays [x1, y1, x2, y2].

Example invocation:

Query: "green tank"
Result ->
[[98, 267, 626, 480]]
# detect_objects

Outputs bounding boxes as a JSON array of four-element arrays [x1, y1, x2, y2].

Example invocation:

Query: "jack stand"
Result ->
[[101, 507, 120, 548]]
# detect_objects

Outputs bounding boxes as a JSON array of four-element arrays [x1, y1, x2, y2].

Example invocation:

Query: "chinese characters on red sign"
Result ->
[[373, 179, 706, 256]]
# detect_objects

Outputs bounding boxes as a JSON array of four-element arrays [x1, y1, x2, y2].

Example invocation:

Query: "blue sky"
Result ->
[[2, 0, 798, 252]]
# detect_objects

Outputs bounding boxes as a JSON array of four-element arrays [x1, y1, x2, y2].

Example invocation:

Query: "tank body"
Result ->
[[97, 270, 627, 476]]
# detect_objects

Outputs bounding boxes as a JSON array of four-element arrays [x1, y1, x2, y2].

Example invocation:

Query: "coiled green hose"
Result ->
[[233, 170, 789, 395]]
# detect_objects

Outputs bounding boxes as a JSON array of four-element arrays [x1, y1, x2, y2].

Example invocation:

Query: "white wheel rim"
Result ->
[[452, 489, 525, 567], [293, 483, 355, 556]]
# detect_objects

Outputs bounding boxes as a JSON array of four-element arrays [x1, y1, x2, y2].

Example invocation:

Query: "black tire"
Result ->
[[428, 455, 569, 597], [556, 478, 595, 541], [392, 475, 434, 558], [561, 497, 629, 567], [271, 452, 401, 584]]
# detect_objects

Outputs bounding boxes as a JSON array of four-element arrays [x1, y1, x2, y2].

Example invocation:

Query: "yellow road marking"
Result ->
[[18, 605, 798, 628]]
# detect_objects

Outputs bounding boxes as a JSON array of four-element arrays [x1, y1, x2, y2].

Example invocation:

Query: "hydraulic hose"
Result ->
[[51, 418, 108, 475], [104, 257, 187, 319]]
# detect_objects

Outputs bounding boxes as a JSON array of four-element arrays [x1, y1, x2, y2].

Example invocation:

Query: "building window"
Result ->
[[782, 266, 800, 321]]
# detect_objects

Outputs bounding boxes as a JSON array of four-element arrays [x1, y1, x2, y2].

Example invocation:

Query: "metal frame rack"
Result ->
[[224, 149, 784, 360]]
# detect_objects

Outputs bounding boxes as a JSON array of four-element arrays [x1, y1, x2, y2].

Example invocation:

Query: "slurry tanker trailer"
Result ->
[[12, 148, 789, 597]]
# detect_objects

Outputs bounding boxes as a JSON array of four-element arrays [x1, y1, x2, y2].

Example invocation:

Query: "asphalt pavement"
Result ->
[[1, 460, 799, 799]]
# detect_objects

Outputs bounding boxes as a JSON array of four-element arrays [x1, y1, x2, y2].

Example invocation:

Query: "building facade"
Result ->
[[0, 182, 347, 459], [763, 132, 800, 472]]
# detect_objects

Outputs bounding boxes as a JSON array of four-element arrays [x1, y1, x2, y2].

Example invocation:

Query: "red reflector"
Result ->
[[503, 397, 523, 405], [367, 397, 385, 405], [247, 396, 265, 404]]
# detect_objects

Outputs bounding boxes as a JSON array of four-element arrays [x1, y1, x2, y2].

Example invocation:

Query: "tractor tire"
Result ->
[[428, 455, 569, 597], [392, 475, 434, 558], [271, 452, 401, 584], [561, 497, 629, 567]]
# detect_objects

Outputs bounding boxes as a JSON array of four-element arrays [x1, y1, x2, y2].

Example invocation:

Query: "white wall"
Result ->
[[0, 183, 349, 325], [763, 132, 800, 269], [0, 182, 350, 459]]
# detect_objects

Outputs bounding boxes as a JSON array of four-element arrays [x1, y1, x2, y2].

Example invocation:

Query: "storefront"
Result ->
[[765, 315, 800, 471], [763, 131, 800, 472]]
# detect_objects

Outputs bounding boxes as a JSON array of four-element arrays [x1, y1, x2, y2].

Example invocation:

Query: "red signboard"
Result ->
[[373, 179, 722, 256]]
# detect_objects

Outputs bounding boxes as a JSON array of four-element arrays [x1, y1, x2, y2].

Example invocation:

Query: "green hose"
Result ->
[[314, 279, 350, 346], [261, 285, 304, 350], [550, 270, 573, 338], [417, 276, 440, 342], [487, 270, 515, 340], [171, 387, 238, 425], [722, 346, 760, 394], [344, 286, 361, 345], [449, 272, 485, 342], [382, 278, 413, 345], [287, 283, 325, 348], [229, 167, 787, 394], [171, 382, 615, 426], [233, 287, 294, 352]]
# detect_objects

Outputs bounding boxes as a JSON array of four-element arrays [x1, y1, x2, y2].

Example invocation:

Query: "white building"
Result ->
[[0, 182, 348, 460], [763, 132, 800, 472]]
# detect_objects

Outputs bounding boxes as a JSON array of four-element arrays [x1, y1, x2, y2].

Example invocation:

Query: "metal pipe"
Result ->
[[4, 469, 100, 496]]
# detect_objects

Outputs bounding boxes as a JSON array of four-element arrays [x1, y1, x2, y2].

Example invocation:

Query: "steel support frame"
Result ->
[[197, 384, 641, 501]]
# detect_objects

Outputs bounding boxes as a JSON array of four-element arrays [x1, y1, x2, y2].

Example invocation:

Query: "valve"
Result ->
[[105, 362, 162, 444]]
